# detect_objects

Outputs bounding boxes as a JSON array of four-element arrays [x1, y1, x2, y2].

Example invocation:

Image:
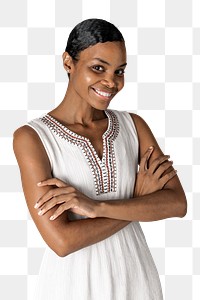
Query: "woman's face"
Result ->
[[67, 41, 127, 110]]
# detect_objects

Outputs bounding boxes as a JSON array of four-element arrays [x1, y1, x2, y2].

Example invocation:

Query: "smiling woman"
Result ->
[[63, 41, 126, 110], [13, 18, 186, 300]]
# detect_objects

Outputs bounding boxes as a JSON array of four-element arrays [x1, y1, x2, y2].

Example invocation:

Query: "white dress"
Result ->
[[28, 109, 163, 300]]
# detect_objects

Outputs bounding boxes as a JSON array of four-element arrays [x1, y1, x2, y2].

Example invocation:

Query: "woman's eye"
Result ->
[[92, 65, 104, 72], [115, 69, 125, 76]]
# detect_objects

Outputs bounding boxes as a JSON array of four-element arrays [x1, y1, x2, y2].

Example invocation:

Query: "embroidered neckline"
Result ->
[[40, 110, 119, 195]]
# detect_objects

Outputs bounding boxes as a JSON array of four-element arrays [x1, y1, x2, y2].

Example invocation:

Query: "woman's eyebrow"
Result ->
[[93, 58, 127, 67]]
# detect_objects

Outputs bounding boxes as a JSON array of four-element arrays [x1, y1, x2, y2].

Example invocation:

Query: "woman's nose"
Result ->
[[100, 76, 116, 89]]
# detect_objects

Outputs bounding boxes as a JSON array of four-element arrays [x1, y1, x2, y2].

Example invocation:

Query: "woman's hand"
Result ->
[[134, 146, 177, 197], [34, 178, 99, 220]]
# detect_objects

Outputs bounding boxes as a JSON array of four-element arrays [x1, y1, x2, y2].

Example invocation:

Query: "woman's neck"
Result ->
[[48, 87, 106, 126]]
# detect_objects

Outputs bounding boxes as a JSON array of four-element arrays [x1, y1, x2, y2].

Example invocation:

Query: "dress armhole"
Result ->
[[26, 123, 53, 171], [126, 112, 139, 139]]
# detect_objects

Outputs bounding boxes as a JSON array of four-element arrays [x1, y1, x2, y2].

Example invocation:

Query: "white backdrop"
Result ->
[[0, 0, 199, 299]]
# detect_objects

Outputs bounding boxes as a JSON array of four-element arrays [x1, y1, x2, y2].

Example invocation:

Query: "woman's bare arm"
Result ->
[[13, 125, 129, 257], [30, 112, 186, 224], [14, 112, 186, 256], [97, 113, 187, 221]]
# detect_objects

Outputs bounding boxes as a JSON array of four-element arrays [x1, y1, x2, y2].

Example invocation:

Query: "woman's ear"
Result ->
[[62, 52, 73, 74]]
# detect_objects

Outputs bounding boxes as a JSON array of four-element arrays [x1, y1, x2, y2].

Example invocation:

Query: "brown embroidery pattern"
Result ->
[[40, 110, 119, 195]]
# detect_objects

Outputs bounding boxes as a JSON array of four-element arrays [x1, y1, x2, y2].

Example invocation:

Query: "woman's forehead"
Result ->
[[78, 41, 126, 62]]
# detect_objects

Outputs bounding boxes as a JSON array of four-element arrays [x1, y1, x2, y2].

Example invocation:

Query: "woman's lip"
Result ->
[[92, 88, 114, 99]]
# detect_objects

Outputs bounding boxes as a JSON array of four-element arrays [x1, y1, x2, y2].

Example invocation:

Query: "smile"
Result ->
[[93, 88, 113, 98]]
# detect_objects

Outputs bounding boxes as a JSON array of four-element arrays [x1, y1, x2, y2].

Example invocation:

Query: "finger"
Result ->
[[37, 178, 68, 188], [49, 201, 76, 220], [35, 186, 75, 209], [159, 169, 177, 188], [139, 146, 154, 171], [154, 160, 173, 178], [149, 155, 170, 174], [37, 194, 69, 216]]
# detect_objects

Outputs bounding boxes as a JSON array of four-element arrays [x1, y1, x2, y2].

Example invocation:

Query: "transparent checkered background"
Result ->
[[0, 0, 199, 299]]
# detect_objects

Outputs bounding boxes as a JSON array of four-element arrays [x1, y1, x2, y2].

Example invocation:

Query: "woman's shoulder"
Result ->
[[13, 122, 52, 172], [128, 112, 148, 129], [14, 113, 45, 134], [13, 113, 50, 142], [13, 124, 39, 142], [14, 112, 50, 147], [111, 110, 156, 145], [13, 125, 44, 159]]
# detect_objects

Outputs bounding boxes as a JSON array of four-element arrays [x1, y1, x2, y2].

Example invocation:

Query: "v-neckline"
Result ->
[[40, 109, 119, 195], [45, 110, 112, 162]]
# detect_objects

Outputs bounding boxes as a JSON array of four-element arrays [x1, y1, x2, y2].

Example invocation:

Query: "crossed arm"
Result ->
[[13, 113, 187, 257]]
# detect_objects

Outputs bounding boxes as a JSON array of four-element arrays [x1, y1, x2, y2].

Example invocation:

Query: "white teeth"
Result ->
[[94, 89, 112, 97]]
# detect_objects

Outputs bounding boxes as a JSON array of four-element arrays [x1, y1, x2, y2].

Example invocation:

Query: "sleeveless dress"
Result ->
[[27, 109, 163, 300]]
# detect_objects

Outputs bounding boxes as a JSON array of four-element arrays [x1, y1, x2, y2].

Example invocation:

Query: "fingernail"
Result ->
[[149, 146, 153, 150], [37, 182, 42, 186], [34, 203, 39, 209], [38, 210, 43, 216], [50, 215, 55, 220]]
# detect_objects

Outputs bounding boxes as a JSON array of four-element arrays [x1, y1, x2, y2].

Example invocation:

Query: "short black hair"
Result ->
[[65, 18, 124, 60]]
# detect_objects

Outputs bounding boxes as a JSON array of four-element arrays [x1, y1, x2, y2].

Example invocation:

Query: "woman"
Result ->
[[13, 19, 187, 299]]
